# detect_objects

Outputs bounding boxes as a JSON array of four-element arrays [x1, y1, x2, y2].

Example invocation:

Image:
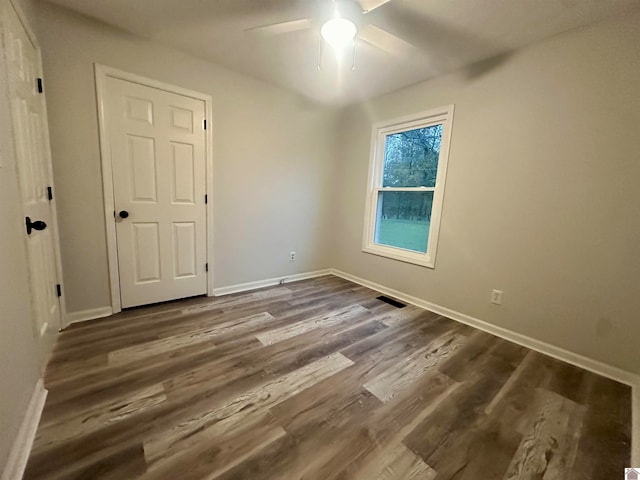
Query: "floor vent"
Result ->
[[376, 295, 406, 309]]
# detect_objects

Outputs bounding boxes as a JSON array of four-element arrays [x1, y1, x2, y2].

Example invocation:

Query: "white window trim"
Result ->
[[362, 104, 454, 268]]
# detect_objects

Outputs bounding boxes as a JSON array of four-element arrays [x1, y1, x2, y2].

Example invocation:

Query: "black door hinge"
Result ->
[[205, 194, 208, 204], [47, 186, 53, 201], [205, 263, 209, 272], [37, 78, 43, 93], [56, 284, 62, 297], [203, 119, 207, 130]]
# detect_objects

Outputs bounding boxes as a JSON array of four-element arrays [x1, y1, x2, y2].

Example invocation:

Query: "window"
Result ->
[[363, 105, 454, 268]]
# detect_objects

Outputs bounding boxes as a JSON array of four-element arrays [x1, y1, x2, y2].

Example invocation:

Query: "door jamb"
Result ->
[[94, 64, 214, 314]]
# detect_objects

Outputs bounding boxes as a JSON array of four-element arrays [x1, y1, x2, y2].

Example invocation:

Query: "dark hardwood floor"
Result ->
[[24, 275, 631, 479]]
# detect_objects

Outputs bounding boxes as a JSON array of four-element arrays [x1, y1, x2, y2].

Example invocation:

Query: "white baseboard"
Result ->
[[330, 269, 640, 387], [212, 269, 332, 297], [65, 306, 113, 326], [1, 379, 47, 480], [66, 271, 335, 323]]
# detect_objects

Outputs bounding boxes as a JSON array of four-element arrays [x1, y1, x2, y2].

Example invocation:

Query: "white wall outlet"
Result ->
[[490, 289, 503, 305], [289, 251, 296, 262]]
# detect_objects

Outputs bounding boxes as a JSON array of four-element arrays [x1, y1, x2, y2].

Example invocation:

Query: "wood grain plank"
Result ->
[[484, 349, 537, 416], [504, 390, 586, 479], [364, 331, 465, 403], [373, 444, 436, 480], [567, 375, 632, 480], [375, 305, 424, 327], [332, 373, 458, 480], [255, 304, 370, 346], [403, 375, 514, 478], [140, 412, 287, 480], [108, 312, 274, 365], [143, 352, 354, 463], [35, 383, 167, 450], [44, 335, 255, 412], [181, 287, 294, 314], [24, 443, 147, 480]]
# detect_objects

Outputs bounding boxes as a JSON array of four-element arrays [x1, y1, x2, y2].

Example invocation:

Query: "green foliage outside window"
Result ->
[[379, 124, 442, 225]]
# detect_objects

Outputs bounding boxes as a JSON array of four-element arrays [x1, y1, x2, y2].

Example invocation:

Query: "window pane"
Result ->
[[382, 124, 443, 188], [374, 191, 434, 253]]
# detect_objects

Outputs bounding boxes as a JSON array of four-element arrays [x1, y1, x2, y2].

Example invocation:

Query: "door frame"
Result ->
[[95, 64, 214, 314], [2, 0, 66, 334]]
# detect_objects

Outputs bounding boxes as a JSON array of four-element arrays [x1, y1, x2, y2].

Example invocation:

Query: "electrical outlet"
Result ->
[[490, 289, 503, 305], [289, 251, 296, 262]]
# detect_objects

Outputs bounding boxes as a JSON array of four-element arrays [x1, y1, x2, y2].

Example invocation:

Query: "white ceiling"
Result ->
[[43, 0, 639, 105]]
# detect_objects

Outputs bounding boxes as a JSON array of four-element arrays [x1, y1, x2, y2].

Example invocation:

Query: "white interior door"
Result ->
[[104, 76, 208, 308], [2, 0, 61, 351]]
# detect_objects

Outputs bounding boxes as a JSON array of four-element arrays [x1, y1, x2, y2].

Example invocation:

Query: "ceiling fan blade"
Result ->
[[245, 18, 313, 35], [356, 0, 393, 14], [359, 24, 415, 56]]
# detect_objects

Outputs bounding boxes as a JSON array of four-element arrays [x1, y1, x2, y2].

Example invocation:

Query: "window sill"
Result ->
[[362, 245, 435, 269]]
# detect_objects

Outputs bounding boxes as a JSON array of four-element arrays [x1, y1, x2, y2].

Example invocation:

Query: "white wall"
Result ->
[[0, 0, 42, 470], [331, 10, 640, 374], [36, 3, 340, 315]]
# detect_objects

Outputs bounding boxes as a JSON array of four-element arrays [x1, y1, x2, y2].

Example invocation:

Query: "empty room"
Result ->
[[1, 0, 639, 478]]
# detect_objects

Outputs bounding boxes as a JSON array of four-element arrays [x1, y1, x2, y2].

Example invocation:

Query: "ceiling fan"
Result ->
[[245, 0, 414, 69]]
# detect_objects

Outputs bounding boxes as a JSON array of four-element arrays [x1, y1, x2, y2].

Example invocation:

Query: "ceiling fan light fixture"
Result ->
[[321, 18, 357, 49]]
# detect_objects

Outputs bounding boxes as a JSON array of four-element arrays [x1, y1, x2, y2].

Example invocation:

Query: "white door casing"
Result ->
[[1, 0, 63, 355], [97, 67, 212, 309]]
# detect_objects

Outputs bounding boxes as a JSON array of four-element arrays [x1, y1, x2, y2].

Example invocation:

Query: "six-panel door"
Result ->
[[3, 0, 61, 355], [105, 77, 207, 308]]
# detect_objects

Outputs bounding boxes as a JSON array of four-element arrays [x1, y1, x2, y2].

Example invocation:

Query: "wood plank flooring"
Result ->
[[24, 275, 632, 479]]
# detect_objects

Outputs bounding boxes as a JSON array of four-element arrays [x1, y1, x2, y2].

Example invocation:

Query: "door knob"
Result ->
[[25, 217, 47, 235], [119, 210, 129, 219]]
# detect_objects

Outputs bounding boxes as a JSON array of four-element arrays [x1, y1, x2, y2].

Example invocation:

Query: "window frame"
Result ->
[[362, 104, 454, 268]]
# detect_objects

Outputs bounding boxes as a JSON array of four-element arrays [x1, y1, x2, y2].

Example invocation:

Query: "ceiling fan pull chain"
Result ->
[[352, 37, 358, 71], [317, 35, 325, 71]]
